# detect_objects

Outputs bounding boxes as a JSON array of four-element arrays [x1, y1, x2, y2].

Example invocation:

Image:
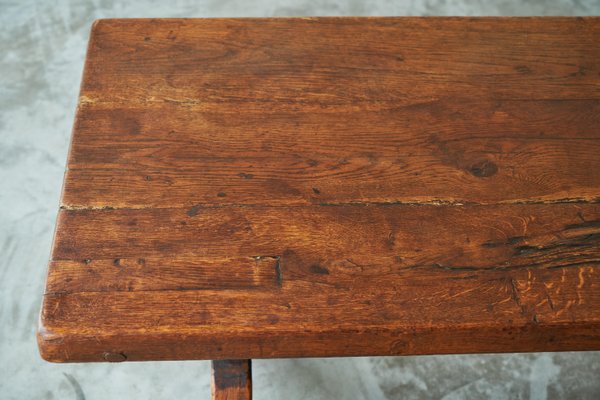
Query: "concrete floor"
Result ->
[[1, 0, 600, 399]]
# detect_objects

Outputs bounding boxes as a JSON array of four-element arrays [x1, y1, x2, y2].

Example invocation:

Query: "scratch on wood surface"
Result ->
[[446, 285, 480, 299], [78, 95, 94, 105], [509, 278, 527, 316], [578, 268, 586, 289], [163, 97, 201, 105]]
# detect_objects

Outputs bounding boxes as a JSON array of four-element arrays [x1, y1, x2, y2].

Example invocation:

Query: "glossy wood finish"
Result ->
[[38, 17, 600, 363], [211, 360, 252, 400]]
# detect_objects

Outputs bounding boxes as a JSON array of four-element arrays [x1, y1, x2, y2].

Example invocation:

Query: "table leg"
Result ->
[[211, 359, 252, 400]]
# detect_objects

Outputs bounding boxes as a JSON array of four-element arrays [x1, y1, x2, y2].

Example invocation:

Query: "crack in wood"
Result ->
[[58, 196, 600, 212]]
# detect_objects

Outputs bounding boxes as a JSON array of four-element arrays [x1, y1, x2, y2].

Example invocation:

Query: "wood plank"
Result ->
[[62, 17, 600, 208], [62, 102, 600, 207], [51, 204, 600, 262], [40, 262, 600, 332], [68, 100, 600, 162], [38, 203, 600, 361], [62, 135, 600, 207], [37, 264, 600, 362], [81, 18, 600, 104], [211, 360, 252, 400], [46, 257, 280, 294]]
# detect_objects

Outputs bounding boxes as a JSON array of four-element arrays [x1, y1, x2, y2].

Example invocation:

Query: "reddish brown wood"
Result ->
[[38, 17, 600, 363], [46, 257, 280, 293], [211, 360, 252, 400]]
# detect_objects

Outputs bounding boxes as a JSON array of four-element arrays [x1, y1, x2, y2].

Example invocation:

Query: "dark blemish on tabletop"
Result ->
[[564, 220, 600, 230], [469, 160, 498, 178], [113, 259, 121, 267], [482, 235, 526, 248], [310, 264, 330, 275], [144, 36, 151, 41], [237, 172, 254, 179], [186, 204, 202, 217], [507, 236, 526, 245], [275, 257, 283, 287], [312, 187, 321, 195], [514, 245, 539, 256], [217, 192, 226, 197]]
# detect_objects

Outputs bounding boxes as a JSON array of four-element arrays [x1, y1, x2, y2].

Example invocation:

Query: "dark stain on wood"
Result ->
[[275, 257, 283, 287], [469, 160, 498, 178], [309, 264, 330, 275], [186, 204, 202, 217]]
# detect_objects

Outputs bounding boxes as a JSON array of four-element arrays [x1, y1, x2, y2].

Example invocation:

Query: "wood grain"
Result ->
[[40, 204, 600, 361], [63, 17, 600, 208], [212, 360, 251, 400], [46, 256, 280, 293], [38, 17, 600, 363], [63, 112, 600, 207]]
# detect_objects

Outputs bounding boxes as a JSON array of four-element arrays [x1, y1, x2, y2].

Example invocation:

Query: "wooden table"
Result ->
[[38, 17, 600, 399]]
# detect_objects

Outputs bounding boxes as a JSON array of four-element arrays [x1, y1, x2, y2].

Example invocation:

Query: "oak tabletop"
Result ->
[[38, 17, 600, 363]]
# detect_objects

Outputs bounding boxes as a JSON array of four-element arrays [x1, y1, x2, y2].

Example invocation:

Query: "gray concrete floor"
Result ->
[[1, 0, 600, 399]]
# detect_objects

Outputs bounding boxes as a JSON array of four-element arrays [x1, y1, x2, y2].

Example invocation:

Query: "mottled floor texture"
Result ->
[[1, 1, 600, 399]]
